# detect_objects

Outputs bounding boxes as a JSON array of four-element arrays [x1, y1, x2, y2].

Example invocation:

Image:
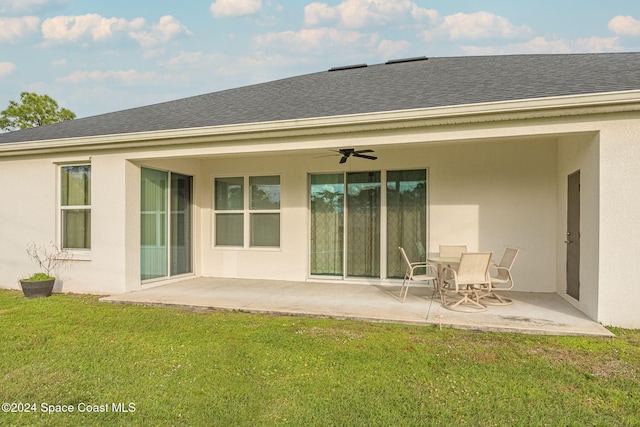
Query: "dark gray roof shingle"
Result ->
[[2, 52, 640, 144]]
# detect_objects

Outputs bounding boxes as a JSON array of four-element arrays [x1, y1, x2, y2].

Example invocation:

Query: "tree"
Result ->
[[0, 92, 76, 132]]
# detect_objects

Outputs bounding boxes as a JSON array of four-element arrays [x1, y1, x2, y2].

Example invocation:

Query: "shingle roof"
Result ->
[[2, 52, 640, 144]]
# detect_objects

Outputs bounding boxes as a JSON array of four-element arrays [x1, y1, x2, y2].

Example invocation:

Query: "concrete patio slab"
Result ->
[[100, 277, 614, 337]]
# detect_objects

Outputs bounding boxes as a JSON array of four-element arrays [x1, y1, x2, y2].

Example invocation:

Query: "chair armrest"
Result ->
[[491, 266, 510, 275], [412, 263, 438, 276], [442, 266, 457, 278], [426, 263, 439, 275]]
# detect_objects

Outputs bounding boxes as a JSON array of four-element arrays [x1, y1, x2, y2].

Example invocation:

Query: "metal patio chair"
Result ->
[[479, 248, 519, 306], [398, 247, 438, 303], [441, 252, 492, 313]]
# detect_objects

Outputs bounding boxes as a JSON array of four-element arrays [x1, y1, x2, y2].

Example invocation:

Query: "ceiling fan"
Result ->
[[335, 148, 378, 164]]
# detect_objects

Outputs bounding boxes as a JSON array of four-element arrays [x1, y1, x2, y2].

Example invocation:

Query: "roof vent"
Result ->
[[328, 63, 368, 72], [385, 56, 428, 65]]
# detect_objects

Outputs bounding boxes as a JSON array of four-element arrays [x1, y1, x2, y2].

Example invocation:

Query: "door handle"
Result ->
[[564, 240, 573, 244]]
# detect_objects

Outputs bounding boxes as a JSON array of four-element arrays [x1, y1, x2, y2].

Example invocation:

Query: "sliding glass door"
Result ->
[[386, 170, 427, 278], [170, 173, 192, 276], [141, 168, 192, 281], [310, 174, 344, 276], [346, 172, 381, 277], [310, 169, 426, 280]]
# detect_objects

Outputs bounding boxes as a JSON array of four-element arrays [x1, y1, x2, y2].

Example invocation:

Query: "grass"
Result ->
[[0, 290, 639, 426]]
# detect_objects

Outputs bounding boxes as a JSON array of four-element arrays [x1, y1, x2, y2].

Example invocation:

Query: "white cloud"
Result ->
[[0, 16, 40, 43], [304, 3, 337, 25], [51, 58, 67, 67], [609, 15, 640, 37], [0, 61, 17, 77], [58, 69, 159, 85], [165, 51, 205, 67], [376, 39, 411, 58], [461, 36, 621, 56], [574, 36, 622, 52], [423, 11, 532, 41], [255, 28, 380, 54], [0, 0, 69, 15], [41, 14, 145, 45], [254, 27, 410, 62], [210, 0, 262, 18], [129, 15, 192, 48], [304, 0, 438, 28]]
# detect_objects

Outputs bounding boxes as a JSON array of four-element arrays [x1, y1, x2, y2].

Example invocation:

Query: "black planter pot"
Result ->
[[19, 279, 55, 298]]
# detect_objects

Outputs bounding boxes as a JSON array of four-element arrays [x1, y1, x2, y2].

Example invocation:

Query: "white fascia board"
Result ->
[[2, 90, 640, 157]]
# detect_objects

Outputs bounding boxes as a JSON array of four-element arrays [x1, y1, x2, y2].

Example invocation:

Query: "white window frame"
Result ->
[[213, 175, 281, 249], [58, 163, 92, 259]]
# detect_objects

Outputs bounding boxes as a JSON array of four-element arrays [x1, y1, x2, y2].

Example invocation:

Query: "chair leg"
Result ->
[[400, 276, 409, 302], [442, 288, 487, 313], [480, 291, 513, 306]]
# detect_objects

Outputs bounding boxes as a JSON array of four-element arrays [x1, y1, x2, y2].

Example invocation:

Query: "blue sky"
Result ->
[[2, 0, 640, 118]]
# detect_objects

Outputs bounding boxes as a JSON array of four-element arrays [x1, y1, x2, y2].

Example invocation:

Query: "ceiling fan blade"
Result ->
[[339, 156, 349, 164], [355, 149, 374, 154], [353, 153, 377, 160]]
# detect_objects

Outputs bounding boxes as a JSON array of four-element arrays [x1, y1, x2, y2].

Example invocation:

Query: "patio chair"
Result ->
[[479, 248, 519, 306], [441, 252, 492, 313], [398, 247, 438, 303], [439, 245, 467, 258], [437, 245, 467, 290]]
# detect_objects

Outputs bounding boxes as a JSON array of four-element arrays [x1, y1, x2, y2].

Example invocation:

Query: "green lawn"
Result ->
[[1, 290, 638, 426]]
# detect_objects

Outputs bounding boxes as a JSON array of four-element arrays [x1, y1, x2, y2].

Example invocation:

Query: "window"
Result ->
[[60, 165, 91, 249], [214, 175, 280, 247], [214, 177, 244, 246]]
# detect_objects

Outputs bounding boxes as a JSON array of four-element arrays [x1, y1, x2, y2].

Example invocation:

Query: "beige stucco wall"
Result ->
[[0, 154, 134, 294], [596, 118, 640, 328], [0, 156, 58, 289]]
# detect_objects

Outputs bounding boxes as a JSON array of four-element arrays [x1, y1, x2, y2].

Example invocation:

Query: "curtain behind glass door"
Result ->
[[141, 168, 168, 280], [310, 174, 344, 276], [346, 171, 381, 277], [171, 173, 192, 276], [387, 170, 427, 278]]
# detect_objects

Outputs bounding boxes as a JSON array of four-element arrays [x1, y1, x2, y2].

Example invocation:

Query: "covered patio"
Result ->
[[100, 277, 613, 337]]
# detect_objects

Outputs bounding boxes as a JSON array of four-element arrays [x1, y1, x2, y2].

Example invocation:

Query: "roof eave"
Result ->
[[2, 90, 640, 157]]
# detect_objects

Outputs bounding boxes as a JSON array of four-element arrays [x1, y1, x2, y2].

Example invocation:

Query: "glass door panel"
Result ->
[[141, 168, 168, 280], [310, 174, 344, 276], [346, 171, 380, 278], [141, 168, 193, 281], [386, 170, 427, 278], [170, 173, 192, 276]]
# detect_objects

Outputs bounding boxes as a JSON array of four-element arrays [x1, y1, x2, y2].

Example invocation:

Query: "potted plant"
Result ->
[[19, 242, 71, 298]]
